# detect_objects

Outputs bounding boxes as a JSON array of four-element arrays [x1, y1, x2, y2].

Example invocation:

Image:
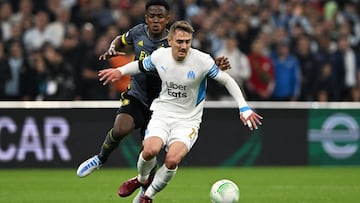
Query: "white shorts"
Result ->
[[144, 113, 200, 152]]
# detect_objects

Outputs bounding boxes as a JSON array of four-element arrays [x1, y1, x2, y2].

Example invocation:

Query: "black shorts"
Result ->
[[116, 93, 152, 139]]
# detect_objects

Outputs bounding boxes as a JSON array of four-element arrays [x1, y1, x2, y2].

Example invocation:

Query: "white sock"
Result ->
[[137, 152, 156, 183], [145, 164, 177, 198]]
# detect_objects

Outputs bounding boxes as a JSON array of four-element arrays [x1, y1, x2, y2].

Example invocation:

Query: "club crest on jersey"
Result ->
[[187, 70, 195, 79]]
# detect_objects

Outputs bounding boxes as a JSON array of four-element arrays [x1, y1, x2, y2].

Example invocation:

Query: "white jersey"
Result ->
[[120, 47, 248, 123], [142, 47, 220, 121]]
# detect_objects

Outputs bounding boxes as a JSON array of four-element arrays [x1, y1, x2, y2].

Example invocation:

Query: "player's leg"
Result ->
[[129, 106, 159, 202], [97, 113, 135, 163], [134, 111, 157, 202], [138, 137, 163, 181], [118, 136, 164, 197], [142, 141, 187, 200], [141, 125, 199, 201], [77, 94, 144, 177], [119, 116, 168, 197], [99, 93, 148, 164], [76, 113, 136, 177]]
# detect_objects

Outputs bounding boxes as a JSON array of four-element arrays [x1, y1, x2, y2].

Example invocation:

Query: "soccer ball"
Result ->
[[210, 179, 240, 203]]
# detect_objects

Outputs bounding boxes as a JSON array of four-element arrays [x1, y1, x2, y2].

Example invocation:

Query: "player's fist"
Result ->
[[98, 68, 123, 85]]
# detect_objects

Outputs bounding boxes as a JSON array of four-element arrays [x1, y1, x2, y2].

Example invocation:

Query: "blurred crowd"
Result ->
[[0, 0, 360, 102]]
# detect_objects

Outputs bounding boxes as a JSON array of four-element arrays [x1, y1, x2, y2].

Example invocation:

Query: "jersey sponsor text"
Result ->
[[166, 81, 187, 98]]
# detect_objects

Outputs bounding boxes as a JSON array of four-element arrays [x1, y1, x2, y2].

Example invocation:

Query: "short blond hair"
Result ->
[[168, 21, 194, 37]]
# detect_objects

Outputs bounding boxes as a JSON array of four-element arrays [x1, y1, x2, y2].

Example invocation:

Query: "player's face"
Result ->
[[145, 5, 169, 36], [168, 30, 192, 61]]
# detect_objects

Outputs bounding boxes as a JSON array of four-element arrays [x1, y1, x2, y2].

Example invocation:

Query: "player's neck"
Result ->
[[147, 29, 168, 40]]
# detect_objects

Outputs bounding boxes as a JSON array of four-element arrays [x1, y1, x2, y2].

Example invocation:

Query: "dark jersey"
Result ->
[[121, 23, 168, 107]]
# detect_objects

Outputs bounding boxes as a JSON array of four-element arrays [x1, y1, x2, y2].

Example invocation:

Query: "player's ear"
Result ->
[[145, 14, 149, 25], [167, 37, 172, 46], [165, 13, 170, 24]]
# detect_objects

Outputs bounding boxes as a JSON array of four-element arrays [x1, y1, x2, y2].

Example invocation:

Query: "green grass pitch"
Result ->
[[0, 167, 359, 203]]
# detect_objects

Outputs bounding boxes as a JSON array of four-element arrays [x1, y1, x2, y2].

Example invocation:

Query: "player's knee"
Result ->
[[112, 127, 127, 140], [141, 147, 160, 160], [112, 114, 136, 140], [112, 124, 134, 140], [164, 156, 180, 169]]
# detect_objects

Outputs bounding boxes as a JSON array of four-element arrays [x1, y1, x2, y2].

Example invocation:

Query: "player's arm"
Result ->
[[98, 60, 143, 85], [212, 68, 263, 130], [98, 55, 155, 85], [99, 35, 127, 60]]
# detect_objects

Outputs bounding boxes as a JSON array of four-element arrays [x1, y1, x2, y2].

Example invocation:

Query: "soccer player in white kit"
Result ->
[[99, 20, 263, 203]]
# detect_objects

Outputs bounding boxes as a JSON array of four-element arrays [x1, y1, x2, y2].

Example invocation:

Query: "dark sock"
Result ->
[[98, 129, 121, 163]]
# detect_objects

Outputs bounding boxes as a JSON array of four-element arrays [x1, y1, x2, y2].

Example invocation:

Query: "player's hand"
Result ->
[[98, 48, 126, 60], [98, 68, 122, 85], [240, 109, 263, 131], [215, 56, 231, 71]]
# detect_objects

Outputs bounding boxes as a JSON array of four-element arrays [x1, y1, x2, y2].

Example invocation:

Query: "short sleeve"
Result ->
[[122, 24, 144, 45]]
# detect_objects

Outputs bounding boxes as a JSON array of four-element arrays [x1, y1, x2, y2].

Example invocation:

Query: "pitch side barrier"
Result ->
[[0, 101, 359, 168]]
